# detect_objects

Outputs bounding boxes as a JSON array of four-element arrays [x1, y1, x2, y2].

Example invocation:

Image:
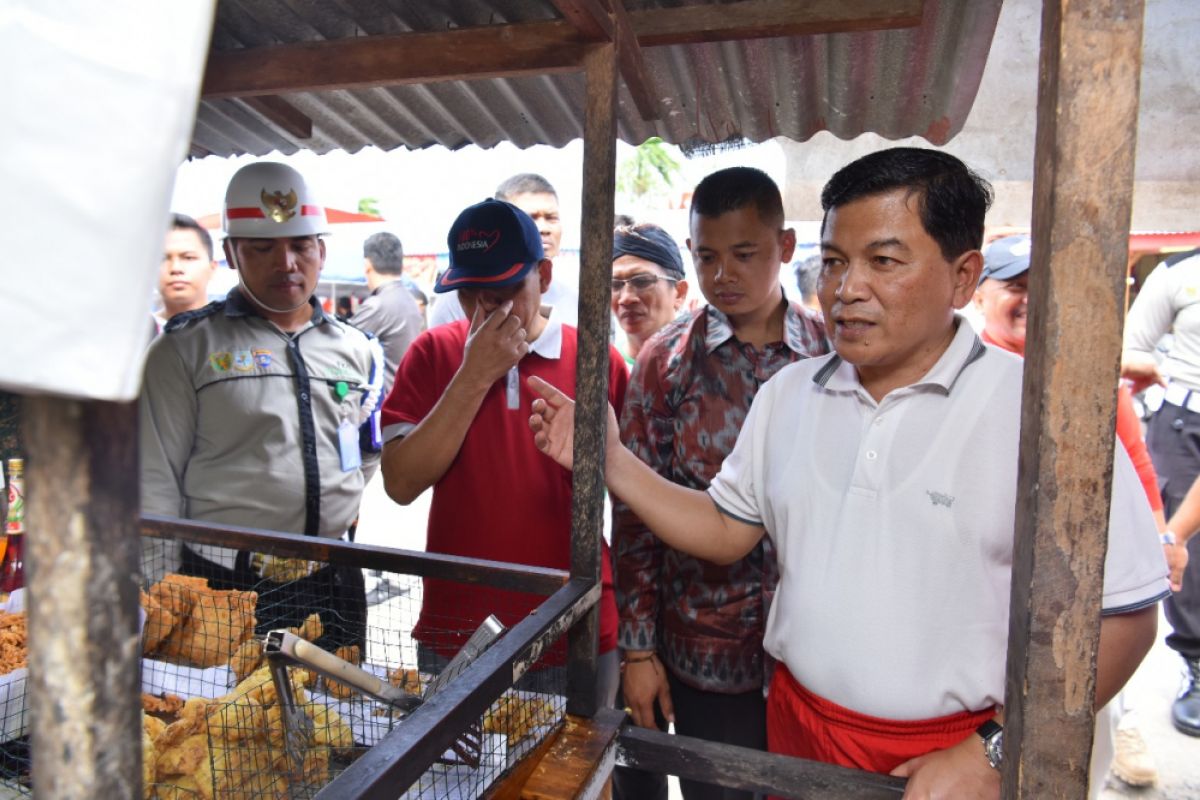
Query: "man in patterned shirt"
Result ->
[[613, 167, 828, 800]]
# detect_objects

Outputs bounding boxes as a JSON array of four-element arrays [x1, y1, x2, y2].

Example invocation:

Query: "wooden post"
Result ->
[[24, 398, 142, 798], [567, 39, 618, 718], [1004, 1, 1145, 797]]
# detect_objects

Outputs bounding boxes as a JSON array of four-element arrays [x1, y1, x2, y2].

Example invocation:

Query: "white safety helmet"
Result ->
[[222, 161, 329, 240]]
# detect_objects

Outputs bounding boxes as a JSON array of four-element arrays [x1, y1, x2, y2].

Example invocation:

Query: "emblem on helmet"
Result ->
[[261, 188, 298, 223]]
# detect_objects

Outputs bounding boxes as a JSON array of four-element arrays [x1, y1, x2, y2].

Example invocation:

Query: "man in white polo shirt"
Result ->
[[529, 147, 1169, 798]]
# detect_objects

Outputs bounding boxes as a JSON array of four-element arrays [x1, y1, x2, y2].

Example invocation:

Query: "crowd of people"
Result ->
[[125, 146, 1197, 799]]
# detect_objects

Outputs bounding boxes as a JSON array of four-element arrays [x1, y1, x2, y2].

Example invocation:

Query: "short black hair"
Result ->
[[820, 148, 993, 259], [495, 173, 557, 201], [170, 213, 214, 261], [363, 232, 404, 275], [689, 167, 784, 229]]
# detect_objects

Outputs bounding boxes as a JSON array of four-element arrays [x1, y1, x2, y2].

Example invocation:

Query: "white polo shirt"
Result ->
[[708, 319, 1169, 720]]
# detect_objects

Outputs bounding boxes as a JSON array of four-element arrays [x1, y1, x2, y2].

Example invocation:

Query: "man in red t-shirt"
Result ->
[[380, 197, 627, 701]]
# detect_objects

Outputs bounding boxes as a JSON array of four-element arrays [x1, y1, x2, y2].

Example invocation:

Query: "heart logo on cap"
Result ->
[[457, 228, 502, 253]]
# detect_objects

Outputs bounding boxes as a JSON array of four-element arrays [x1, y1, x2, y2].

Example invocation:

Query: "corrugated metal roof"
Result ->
[[192, 0, 1002, 158]]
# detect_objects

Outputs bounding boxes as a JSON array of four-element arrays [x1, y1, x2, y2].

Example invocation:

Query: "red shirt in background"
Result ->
[[382, 318, 627, 659]]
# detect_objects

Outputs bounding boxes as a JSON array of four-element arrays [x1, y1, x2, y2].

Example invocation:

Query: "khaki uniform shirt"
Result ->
[[140, 290, 382, 576]]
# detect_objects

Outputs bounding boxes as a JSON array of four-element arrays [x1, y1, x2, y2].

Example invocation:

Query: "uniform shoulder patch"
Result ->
[[164, 300, 224, 333]]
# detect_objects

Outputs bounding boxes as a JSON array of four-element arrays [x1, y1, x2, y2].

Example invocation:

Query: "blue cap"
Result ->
[[436, 199, 544, 294], [980, 235, 1032, 285]]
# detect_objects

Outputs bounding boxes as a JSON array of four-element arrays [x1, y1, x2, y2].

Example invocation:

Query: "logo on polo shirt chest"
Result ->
[[926, 490, 955, 509]]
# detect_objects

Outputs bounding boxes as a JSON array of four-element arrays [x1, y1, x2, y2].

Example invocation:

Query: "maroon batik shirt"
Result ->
[[614, 301, 829, 693]]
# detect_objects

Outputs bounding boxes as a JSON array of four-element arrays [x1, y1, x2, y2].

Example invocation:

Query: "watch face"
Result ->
[[986, 730, 1005, 768]]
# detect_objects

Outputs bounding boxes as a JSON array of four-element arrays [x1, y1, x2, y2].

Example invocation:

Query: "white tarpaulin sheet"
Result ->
[[0, 1, 216, 400]]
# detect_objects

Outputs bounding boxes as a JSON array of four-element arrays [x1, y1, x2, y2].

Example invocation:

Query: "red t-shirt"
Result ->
[[383, 318, 627, 659]]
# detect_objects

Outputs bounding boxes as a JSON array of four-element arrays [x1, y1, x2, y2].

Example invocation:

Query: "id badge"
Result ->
[[506, 366, 520, 410], [338, 419, 362, 472]]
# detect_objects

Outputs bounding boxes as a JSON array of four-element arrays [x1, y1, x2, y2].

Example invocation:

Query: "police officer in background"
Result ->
[[140, 161, 383, 651], [1123, 248, 1200, 738]]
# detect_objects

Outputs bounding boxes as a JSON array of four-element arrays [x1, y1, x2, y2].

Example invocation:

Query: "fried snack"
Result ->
[[309, 702, 354, 750], [0, 611, 28, 675], [482, 692, 558, 745], [140, 589, 178, 654], [207, 695, 266, 742], [387, 667, 423, 694], [229, 637, 262, 683], [155, 732, 209, 777], [146, 574, 257, 668], [142, 691, 185, 717], [146, 663, 353, 799], [319, 645, 362, 700], [296, 613, 323, 643], [142, 714, 165, 799]]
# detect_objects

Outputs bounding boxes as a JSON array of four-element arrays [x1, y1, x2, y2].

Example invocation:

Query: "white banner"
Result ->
[[0, 1, 216, 400]]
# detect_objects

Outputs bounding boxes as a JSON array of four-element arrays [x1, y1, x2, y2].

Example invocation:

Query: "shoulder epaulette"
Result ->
[[1163, 248, 1200, 268], [163, 300, 224, 333]]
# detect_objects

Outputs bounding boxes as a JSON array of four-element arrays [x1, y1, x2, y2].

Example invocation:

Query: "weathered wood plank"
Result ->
[[202, 21, 585, 99], [611, 0, 660, 120], [566, 40, 618, 720], [1004, 1, 1147, 797], [520, 709, 625, 800], [629, 0, 923, 46], [550, 0, 614, 41], [201, 1, 923, 100], [25, 399, 142, 798], [617, 727, 906, 799], [481, 720, 562, 800], [141, 514, 569, 595]]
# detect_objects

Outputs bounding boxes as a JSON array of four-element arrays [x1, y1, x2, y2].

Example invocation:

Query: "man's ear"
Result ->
[[673, 279, 689, 310], [779, 227, 797, 264], [537, 258, 553, 293], [223, 240, 237, 270], [952, 250, 983, 308], [317, 238, 327, 272]]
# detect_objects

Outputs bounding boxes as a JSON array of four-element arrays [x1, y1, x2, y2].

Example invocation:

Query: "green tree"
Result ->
[[617, 137, 682, 207], [357, 197, 381, 216]]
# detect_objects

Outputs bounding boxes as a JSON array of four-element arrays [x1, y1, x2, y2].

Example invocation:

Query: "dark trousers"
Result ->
[[1147, 404, 1200, 659], [613, 669, 767, 800], [179, 545, 367, 653]]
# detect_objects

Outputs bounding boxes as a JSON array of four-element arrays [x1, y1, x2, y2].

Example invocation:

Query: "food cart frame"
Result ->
[[17, 1, 1148, 797]]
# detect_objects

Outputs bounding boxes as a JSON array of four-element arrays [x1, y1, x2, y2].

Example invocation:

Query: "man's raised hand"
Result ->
[[461, 301, 529, 389], [527, 375, 622, 472]]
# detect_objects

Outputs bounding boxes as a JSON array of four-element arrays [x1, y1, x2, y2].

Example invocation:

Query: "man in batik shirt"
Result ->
[[613, 167, 828, 800]]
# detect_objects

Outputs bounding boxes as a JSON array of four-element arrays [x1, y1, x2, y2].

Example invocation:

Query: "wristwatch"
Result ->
[[977, 719, 1004, 769]]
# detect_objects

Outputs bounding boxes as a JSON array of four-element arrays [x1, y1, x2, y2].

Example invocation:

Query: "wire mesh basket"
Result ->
[[0, 534, 571, 798]]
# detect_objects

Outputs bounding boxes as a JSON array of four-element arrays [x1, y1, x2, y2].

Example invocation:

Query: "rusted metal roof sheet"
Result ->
[[192, 0, 1001, 158]]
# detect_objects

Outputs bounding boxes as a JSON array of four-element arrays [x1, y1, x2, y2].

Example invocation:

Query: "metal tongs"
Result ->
[[265, 615, 506, 771]]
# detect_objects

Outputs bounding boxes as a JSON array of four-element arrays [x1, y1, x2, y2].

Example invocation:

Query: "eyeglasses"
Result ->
[[611, 274, 677, 294]]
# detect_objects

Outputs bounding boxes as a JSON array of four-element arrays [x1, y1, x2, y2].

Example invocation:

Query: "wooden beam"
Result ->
[[550, 0, 614, 41], [242, 94, 313, 139], [551, 0, 660, 120], [630, 0, 924, 46], [612, 1, 660, 121], [618, 727, 906, 799], [201, 1, 923, 100], [25, 399, 142, 797], [141, 514, 568, 595], [519, 709, 625, 800], [566, 40, 618, 719], [1003, 1, 1146, 797], [202, 21, 586, 99]]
